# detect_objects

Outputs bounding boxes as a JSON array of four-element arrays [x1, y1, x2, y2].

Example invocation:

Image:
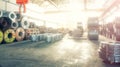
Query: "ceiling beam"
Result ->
[[101, 0, 120, 17], [44, 8, 104, 14], [47, 0, 58, 8], [83, 8, 105, 12], [84, 0, 87, 10]]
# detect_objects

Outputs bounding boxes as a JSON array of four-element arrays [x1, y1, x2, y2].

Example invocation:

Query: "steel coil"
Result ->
[[15, 12, 22, 21], [29, 22, 36, 28], [24, 29, 30, 40], [0, 17, 12, 29], [15, 27, 25, 41], [0, 10, 16, 20], [88, 30, 99, 40], [21, 17, 30, 29], [0, 10, 8, 17], [4, 29, 15, 43], [0, 30, 3, 43], [0, 17, 4, 24], [0, 10, 3, 17], [8, 12, 17, 21], [11, 22, 18, 29]]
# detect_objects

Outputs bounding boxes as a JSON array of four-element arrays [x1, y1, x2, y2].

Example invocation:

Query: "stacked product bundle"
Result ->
[[98, 41, 120, 63], [29, 33, 63, 43]]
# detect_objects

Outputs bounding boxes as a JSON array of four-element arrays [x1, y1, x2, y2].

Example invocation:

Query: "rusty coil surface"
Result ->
[[15, 27, 25, 41]]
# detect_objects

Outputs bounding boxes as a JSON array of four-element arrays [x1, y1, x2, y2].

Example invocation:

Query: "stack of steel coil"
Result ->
[[0, 10, 17, 43], [98, 42, 120, 63], [0, 10, 28, 43], [0, 9, 64, 44]]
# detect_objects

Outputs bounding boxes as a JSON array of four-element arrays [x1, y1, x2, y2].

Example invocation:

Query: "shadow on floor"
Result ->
[[0, 64, 2, 67], [103, 63, 120, 67]]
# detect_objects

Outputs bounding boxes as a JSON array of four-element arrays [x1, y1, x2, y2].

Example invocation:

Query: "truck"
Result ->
[[87, 17, 99, 40]]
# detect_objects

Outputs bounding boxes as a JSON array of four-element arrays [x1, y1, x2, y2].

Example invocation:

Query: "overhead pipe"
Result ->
[[4, 29, 15, 43], [15, 27, 25, 41]]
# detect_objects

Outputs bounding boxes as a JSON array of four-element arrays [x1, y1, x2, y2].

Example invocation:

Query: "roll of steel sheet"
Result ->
[[0, 10, 8, 17], [21, 17, 30, 29], [4, 29, 15, 43], [15, 27, 25, 41], [25, 33, 30, 40], [0, 11, 21, 21], [26, 28, 34, 35], [0, 10, 16, 20], [0, 17, 4, 24], [0, 30, 3, 43], [0, 10, 3, 17], [15, 12, 22, 21], [29, 22, 35, 28], [11, 22, 18, 29], [0, 17, 12, 29], [8, 12, 17, 21], [88, 30, 99, 40], [24, 29, 30, 40]]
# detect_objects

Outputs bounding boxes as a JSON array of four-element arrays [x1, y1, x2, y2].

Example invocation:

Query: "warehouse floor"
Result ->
[[0, 33, 120, 67]]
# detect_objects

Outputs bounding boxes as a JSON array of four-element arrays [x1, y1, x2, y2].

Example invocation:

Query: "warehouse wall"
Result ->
[[0, 0, 18, 11]]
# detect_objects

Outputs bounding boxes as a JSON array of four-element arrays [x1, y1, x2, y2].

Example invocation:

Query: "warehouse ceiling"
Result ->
[[30, 0, 113, 12], [0, 0, 117, 28], [26, 0, 115, 28]]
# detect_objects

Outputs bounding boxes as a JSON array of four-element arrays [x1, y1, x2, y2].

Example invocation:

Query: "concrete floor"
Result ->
[[0, 34, 120, 67]]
